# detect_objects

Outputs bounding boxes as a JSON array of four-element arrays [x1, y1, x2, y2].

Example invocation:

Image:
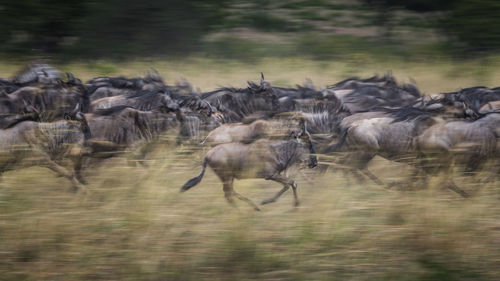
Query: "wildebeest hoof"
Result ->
[[261, 199, 274, 205], [254, 206, 261, 211], [294, 201, 300, 207]]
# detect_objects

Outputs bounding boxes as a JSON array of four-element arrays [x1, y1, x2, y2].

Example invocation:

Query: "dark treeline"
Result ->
[[0, 0, 229, 57], [0, 0, 499, 58]]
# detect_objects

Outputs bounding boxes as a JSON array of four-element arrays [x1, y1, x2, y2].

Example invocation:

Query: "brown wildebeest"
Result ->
[[0, 118, 89, 192], [200, 116, 301, 146], [415, 112, 500, 193], [324, 106, 454, 193], [180, 130, 318, 210]]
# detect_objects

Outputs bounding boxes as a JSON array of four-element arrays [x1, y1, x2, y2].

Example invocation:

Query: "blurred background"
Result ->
[[1, 1, 500, 281], [1, 0, 499, 90], [1, 0, 500, 59]]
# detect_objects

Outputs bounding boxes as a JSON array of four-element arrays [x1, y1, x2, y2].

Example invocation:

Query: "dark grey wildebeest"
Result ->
[[200, 74, 279, 123], [90, 88, 179, 112], [11, 63, 62, 86], [85, 71, 166, 101], [181, 130, 318, 210], [325, 74, 421, 113]]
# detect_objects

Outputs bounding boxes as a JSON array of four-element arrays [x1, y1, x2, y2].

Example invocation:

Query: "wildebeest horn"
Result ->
[[260, 72, 265, 85]]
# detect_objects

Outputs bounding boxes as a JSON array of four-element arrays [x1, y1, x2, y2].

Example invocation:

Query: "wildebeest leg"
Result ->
[[262, 175, 297, 206], [360, 168, 385, 186], [222, 178, 260, 211], [446, 180, 470, 198], [73, 156, 87, 185], [222, 178, 236, 206], [233, 191, 261, 211], [439, 157, 469, 198], [33, 149, 87, 193], [290, 181, 300, 207], [43, 158, 87, 193]]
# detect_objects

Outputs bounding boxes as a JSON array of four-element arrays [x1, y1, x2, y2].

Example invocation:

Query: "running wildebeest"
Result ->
[[415, 111, 500, 193], [200, 114, 305, 146], [70, 105, 180, 183], [200, 73, 279, 123], [11, 63, 62, 86], [324, 105, 464, 194], [86, 71, 166, 101], [0, 116, 89, 192], [90, 88, 179, 112], [78, 106, 179, 158], [181, 128, 318, 210], [325, 74, 421, 113], [7, 73, 90, 121]]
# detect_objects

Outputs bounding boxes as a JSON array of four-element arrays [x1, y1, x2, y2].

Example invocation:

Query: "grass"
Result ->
[[0, 146, 498, 280], [0, 59, 499, 280], [2, 55, 493, 93]]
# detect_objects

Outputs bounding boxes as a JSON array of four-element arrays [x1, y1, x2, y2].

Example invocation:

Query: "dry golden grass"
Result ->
[[1, 57, 499, 93], [0, 59, 499, 280]]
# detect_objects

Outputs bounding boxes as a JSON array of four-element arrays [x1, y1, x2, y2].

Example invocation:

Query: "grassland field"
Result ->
[[0, 58, 499, 281]]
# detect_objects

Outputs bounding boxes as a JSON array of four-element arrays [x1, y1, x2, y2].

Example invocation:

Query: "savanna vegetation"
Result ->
[[0, 61, 499, 281], [1, 0, 499, 280]]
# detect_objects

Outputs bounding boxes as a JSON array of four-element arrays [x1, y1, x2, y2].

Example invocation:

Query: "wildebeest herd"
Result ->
[[1, 63, 499, 209]]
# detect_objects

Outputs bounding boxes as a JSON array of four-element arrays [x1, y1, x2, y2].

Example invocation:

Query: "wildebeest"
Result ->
[[80, 106, 178, 156], [70, 106, 179, 182], [200, 74, 279, 123], [200, 115, 305, 146], [0, 118, 89, 192], [11, 63, 63, 86], [6, 74, 90, 121], [415, 111, 500, 194], [181, 127, 318, 210], [325, 74, 421, 113], [85, 71, 166, 101], [90, 88, 179, 112], [324, 106, 456, 193]]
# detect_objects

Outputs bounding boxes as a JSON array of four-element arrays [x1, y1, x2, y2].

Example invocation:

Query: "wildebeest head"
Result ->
[[66, 72, 83, 86], [160, 94, 180, 112], [63, 103, 91, 139], [290, 120, 317, 168]]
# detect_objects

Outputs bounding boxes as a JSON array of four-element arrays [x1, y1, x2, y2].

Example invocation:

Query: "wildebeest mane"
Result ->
[[381, 106, 435, 123]]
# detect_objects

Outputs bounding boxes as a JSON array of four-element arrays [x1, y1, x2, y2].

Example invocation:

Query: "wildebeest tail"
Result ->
[[326, 128, 348, 153], [180, 158, 207, 192]]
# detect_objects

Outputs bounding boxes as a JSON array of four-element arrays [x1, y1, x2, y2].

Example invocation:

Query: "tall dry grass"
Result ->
[[0, 59, 499, 280]]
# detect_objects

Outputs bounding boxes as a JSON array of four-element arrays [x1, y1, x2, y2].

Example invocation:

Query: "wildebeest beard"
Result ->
[[270, 139, 309, 172]]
